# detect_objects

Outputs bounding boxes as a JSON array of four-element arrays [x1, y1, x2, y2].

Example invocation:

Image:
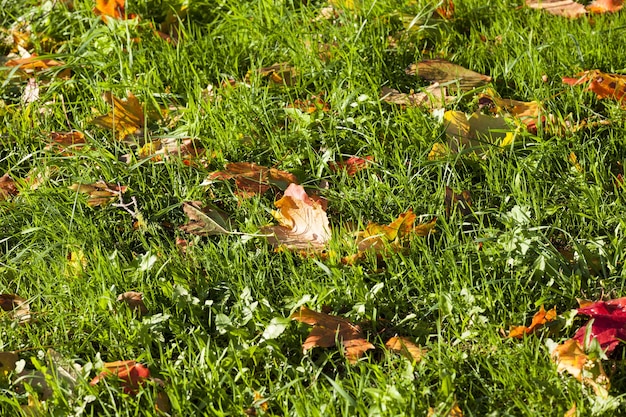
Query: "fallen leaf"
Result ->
[[261, 183, 331, 251], [117, 291, 148, 316], [478, 90, 542, 133], [381, 84, 456, 109], [427, 401, 464, 417], [406, 59, 491, 92], [287, 94, 330, 113], [21, 78, 38, 104], [587, 0, 623, 13], [508, 305, 557, 338], [0, 173, 19, 200], [290, 306, 374, 363], [551, 339, 610, 398], [526, 0, 587, 18], [436, 0, 455, 19], [5, 54, 69, 77], [92, 92, 144, 140], [428, 142, 448, 160], [138, 137, 205, 163], [442, 110, 515, 153], [564, 403, 577, 417], [356, 210, 436, 252], [0, 294, 31, 323], [444, 186, 472, 218], [0, 352, 18, 376], [249, 63, 298, 86], [206, 162, 298, 197], [572, 297, 626, 354], [563, 70, 626, 106], [68, 181, 127, 207], [93, 0, 137, 22], [385, 336, 426, 362], [329, 156, 373, 176], [46, 131, 86, 151], [90, 360, 150, 394], [179, 201, 232, 236]]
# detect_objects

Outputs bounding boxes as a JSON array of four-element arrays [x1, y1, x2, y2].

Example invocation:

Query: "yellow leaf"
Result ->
[[385, 336, 426, 362], [93, 92, 144, 140]]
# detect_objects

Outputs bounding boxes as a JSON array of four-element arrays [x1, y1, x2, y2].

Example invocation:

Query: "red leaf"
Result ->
[[572, 297, 626, 354], [90, 361, 150, 394]]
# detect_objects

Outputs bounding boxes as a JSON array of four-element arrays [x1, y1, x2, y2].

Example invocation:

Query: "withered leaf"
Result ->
[[508, 305, 557, 338], [381, 85, 455, 109], [572, 297, 626, 354], [249, 63, 298, 86], [206, 162, 298, 197], [93, 0, 137, 22], [441, 110, 515, 154], [90, 360, 150, 395], [290, 306, 374, 363], [92, 92, 144, 140], [138, 137, 205, 164], [526, 0, 587, 17], [261, 183, 331, 251], [5, 54, 69, 77], [563, 70, 626, 106], [385, 336, 426, 362], [117, 291, 148, 316], [179, 201, 232, 236], [444, 187, 472, 218], [478, 90, 542, 133], [551, 339, 610, 398], [356, 210, 436, 252], [0, 294, 31, 323], [329, 156, 373, 176], [587, 0, 623, 13], [68, 181, 127, 207], [0, 351, 18, 374], [406, 60, 491, 92], [0, 173, 18, 200]]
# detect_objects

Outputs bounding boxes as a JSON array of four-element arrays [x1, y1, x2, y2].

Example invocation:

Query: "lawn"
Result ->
[[1, 0, 626, 415]]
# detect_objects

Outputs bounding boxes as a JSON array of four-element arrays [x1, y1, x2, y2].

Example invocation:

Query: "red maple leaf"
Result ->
[[573, 297, 626, 354]]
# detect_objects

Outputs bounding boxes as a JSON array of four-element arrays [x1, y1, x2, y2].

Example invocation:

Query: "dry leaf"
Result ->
[[261, 183, 331, 251], [385, 336, 426, 362], [526, 0, 587, 17], [5, 54, 69, 77], [427, 401, 464, 417], [356, 210, 436, 252], [138, 137, 205, 164], [444, 187, 472, 218], [0, 294, 31, 323], [0, 173, 18, 200], [572, 297, 626, 354], [442, 110, 515, 153], [509, 305, 557, 338], [563, 70, 626, 106], [406, 60, 491, 92], [564, 403, 577, 417], [46, 131, 86, 151], [287, 94, 330, 113], [290, 306, 374, 363], [206, 162, 298, 197], [179, 201, 232, 236], [92, 92, 144, 140], [329, 156, 373, 176], [587, 0, 623, 13], [551, 339, 610, 398], [249, 62, 298, 86], [117, 291, 148, 316], [436, 0, 455, 19], [68, 181, 127, 207], [381, 84, 455, 109], [93, 0, 137, 22], [478, 90, 542, 133], [90, 360, 150, 394], [21, 78, 38, 104]]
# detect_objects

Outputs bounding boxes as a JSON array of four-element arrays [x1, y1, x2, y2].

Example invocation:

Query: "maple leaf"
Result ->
[[572, 297, 626, 354], [0, 294, 31, 323], [117, 291, 148, 316], [179, 201, 232, 236], [206, 162, 298, 197], [90, 360, 150, 394], [68, 181, 127, 207], [508, 305, 557, 338], [381, 84, 455, 109], [290, 306, 374, 363], [93, 0, 137, 22], [563, 70, 626, 106], [440, 110, 515, 154], [550, 339, 610, 398], [385, 336, 426, 362], [261, 183, 331, 251], [354, 210, 437, 253], [329, 156, 373, 176], [406, 59, 491, 92], [92, 92, 144, 140], [0, 173, 18, 200], [478, 90, 543, 133]]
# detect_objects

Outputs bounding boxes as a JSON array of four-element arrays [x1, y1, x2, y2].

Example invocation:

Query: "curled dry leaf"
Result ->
[[563, 70, 626, 106], [262, 183, 331, 251], [508, 305, 557, 338], [551, 339, 610, 398], [329, 156, 373, 176], [0, 173, 19, 200], [68, 181, 127, 207], [406, 59, 491, 92], [138, 137, 205, 163], [179, 201, 232, 236], [90, 360, 150, 394], [572, 297, 626, 354], [117, 291, 148, 316], [5, 54, 70, 78], [290, 306, 374, 363], [478, 90, 542, 133], [0, 294, 31, 323], [206, 162, 298, 197], [381, 84, 455, 109], [385, 336, 426, 362], [92, 92, 144, 140], [93, 0, 137, 22]]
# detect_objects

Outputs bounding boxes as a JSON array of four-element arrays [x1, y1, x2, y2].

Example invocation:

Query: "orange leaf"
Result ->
[[92, 92, 144, 140], [5, 54, 69, 77], [563, 70, 626, 105], [329, 156, 373, 176], [90, 360, 150, 394], [207, 162, 297, 197], [356, 210, 436, 252], [385, 336, 426, 362], [290, 306, 374, 363], [93, 0, 137, 22], [587, 0, 623, 13], [0, 173, 18, 200], [262, 184, 331, 251], [509, 305, 557, 338], [551, 339, 610, 398], [117, 291, 148, 316], [435, 0, 455, 19]]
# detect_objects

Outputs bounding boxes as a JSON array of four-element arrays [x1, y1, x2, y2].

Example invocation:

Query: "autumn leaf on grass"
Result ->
[[5, 54, 70, 78], [92, 92, 144, 140], [247, 62, 298, 86], [205, 162, 298, 198], [406, 59, 491, 93], [117, 292, 148, 316], [0, 294, 31, 323], [179, 201, 232, 236], [138, 137, 206, 165], [354, 210, 437, 253], [94, 0, 137, 22], [587, 0, 624, 13], [526, 0, 587, 17], [68, 181, 127, 207], [261, 183, 331, 251], [435, 0, 455, 19], [381, 84, 456, 109], [0, 173, 18, 200], [385, 336, 426, 362], [329, 156, 373, 176], [0, 351, 18, 377], [550, 339, 610, 398], [563, 70, 626, 106], [478, 90, 542, 133], [444, 187, 472, 218], [90, 360, 150, 394], [509, 305, 557, 338], [287, 93, 330, 114], [290, 306, 374, 363], [571, 297, 626, 354]]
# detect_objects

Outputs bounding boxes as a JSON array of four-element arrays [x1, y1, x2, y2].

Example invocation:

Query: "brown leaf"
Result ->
[[206, 162, 297, 197], [526, 0, 587, 17], [551, 339, 610, 398], [287, 94, 330, 114], [46, 131, 86, 151], [406, 60, 491, 92], [435, 0, 455, 19], [137, 137, 205, 163], [0, 294, 31, 323], [478, 90, 542, 133], [117, 291, 148, 316], [441, 110, 515, 154], [179, 201, 232, 236], [261, 183, 331, 251], [290, 306, 374, 363], [0, 173, 18, 200], [92, 92, 144, 140], [381, 84, 456, 109], [68, 181, 127, 207], [444, 187, 472, 218], [563, 70, 626, 106], [5, 54, 69, 77], [385, 336, 426, 362], [508, 305, 557, 338], [249, 63, 298, 86]]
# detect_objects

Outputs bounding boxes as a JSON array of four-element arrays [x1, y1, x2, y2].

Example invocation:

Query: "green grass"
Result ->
[[2, 0, 626, 415]]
